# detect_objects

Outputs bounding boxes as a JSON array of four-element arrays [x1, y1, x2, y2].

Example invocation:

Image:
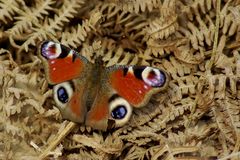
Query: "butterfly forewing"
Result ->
[[39, 41, 89, 84], [108, 66, 169, 108]]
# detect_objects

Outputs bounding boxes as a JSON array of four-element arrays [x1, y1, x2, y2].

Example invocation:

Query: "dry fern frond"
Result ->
[[175, 42, 205, 64], [1, 0, 240, 159], [61, 11, 102, 48], [7, 0, 55, 35], [72, 133, 123, 154], [200, 72, 239, 101], [169, 122, 218, 146], [96, 3, 148, 55], [102, 46, 139, 66], [152, 145, 199, 160], [67, 150, 99, 160], [20, 0, 85, 52], [221, 2, 239, 36], [112, 0, 160, 13], [213, 98, 240, 145], [0, 0, 25, 23], [168, 76, 199, 102], [145, 1, 178, 40], [162, 56, 195, 79], [178, 15, 215, 50], [180, 0, 217, 20], [121, 97, 195, 137], [124, 145, 156, 160], [125, 144, 199, 160]]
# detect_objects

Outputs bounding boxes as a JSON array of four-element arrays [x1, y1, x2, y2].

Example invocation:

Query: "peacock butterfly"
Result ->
[[38, 41, 169, 130]]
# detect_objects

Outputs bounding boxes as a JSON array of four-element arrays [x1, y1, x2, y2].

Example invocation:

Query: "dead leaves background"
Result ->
[[0, 0, 240, 159]]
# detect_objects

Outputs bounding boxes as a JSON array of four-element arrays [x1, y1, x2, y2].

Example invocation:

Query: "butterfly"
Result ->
[[38, 41, 169, 131]]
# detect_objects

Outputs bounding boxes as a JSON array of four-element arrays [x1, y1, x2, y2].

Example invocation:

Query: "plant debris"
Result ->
[[0, 0, 240, 159]]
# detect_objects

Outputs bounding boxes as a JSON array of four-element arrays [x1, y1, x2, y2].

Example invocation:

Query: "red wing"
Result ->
[[39, 41, 89, 84], [85, 93, 109, 131], [108, 66, 168, 107], [53, 81, 88, 124], [68, 91, 85, 119], [63, 91, 87, 123]]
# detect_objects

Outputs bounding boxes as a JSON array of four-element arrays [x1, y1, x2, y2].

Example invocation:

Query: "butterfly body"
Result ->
[[39, 41, 169, 130]]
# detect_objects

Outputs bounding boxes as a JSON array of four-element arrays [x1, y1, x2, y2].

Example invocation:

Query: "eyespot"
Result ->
[[57, 87, 69, 103], [53, 82, 73, 108], [109, 97, 132, 127], [41, 41, 61, 59], [141, 67, 166, 87], [111, 105, 127, 119]]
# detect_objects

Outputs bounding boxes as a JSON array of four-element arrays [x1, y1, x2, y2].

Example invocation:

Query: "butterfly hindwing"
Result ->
[[53, 81, 87, 123], [85, 85, 133, 130], [85, 90, 110, 130]]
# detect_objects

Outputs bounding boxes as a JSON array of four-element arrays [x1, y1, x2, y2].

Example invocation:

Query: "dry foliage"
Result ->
[[0, 0, 240, 159]]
